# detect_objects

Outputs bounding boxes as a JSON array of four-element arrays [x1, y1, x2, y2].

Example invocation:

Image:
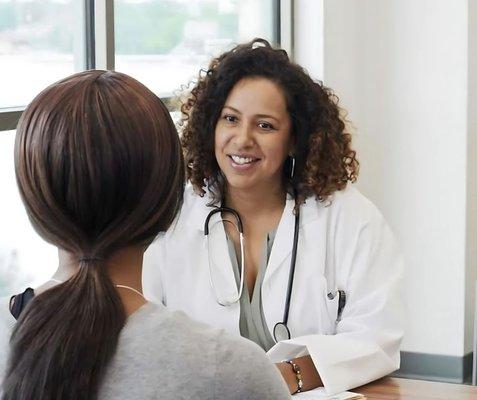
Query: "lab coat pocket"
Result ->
[[307, 275, 338, 335]]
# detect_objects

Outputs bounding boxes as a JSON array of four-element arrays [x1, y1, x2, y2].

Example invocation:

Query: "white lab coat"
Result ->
[[143, 184, 404, 395]]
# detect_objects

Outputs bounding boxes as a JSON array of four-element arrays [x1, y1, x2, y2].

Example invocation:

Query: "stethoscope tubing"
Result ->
[[204, 199, 346, 342], [205, 206, 245, 306], [204, 201, 300, 342], [280, 208, 300, 327], [204, 206, 243, 234]]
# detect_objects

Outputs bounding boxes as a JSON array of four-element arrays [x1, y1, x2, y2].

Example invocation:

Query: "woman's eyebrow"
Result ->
[[223, 105, 280, 122], [223, 105, 241, 114], [256, 113, 280, 122]]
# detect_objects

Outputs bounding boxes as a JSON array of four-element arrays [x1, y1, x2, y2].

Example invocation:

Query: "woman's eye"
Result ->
[[258, 122, 275, 131], [223, 115, 237, 123]]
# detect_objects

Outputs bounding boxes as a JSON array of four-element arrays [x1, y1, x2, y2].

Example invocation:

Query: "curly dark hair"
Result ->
[[181, 38, 359, 207]]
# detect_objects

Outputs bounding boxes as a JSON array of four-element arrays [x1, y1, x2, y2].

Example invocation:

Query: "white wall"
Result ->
[[465, 0, 477, 354], [295, 0, 475, 357], [294, 0, 324, 81]]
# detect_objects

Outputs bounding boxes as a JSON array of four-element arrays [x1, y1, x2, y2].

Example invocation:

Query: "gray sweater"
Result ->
[[1, 301, 290, 399]]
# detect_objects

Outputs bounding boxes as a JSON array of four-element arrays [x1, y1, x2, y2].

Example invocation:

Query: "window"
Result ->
[[0, 0, 86, 297], [0, 132, 57, 298], [0, 0, 85, 109], [115, 0, 278, 98], [0, 0, 283, 297]]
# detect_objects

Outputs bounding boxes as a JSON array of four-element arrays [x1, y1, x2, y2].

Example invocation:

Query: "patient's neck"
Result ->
[[35, 247, 146, 316]]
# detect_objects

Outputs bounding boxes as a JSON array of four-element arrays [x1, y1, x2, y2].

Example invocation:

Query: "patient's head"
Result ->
[[3, 70, 184, 400], [16, 69, 183, 258]]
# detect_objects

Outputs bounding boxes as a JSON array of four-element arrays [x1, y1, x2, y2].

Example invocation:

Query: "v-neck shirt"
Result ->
[[226, 229, 277, 351]]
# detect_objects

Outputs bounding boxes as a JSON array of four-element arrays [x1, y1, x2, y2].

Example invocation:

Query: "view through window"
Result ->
[[0, 0, 82, 109], [115, 0, 277, 98], [0, 132, 57, 298]]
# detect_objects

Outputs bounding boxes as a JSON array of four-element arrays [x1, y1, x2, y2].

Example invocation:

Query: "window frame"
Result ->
[[0, 0, 292, 132]]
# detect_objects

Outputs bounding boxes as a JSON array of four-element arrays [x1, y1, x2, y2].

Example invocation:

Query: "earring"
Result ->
[[290, 156, 295, 179]]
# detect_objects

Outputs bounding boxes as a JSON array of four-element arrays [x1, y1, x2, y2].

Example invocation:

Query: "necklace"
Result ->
[[48, 279, 145, 299], [114, 284, 145, 299]]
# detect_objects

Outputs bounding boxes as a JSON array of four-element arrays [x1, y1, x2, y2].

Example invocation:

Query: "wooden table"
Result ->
[[356, 377, 477, 400]]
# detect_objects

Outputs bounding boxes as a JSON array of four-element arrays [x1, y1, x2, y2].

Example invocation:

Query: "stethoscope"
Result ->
[[204, 201, 346, 343]]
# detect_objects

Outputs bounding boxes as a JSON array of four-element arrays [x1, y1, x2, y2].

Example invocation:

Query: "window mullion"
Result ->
[[85, 0, 96, 69], [94, 0, 115, 70], [279, 0, 295, 59]]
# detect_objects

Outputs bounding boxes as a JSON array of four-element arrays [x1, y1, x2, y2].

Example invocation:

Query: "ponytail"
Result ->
[[5, 70, 184, 399], [2, 258, 125, 400]]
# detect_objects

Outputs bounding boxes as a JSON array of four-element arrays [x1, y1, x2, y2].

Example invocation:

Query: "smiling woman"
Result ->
[[143, 39, 403, 396]]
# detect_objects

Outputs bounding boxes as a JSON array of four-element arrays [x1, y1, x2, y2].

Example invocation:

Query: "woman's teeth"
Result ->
[[231, 155, 256, 165]]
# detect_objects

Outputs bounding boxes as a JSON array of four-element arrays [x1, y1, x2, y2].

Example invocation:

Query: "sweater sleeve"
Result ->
[[214, 332, 291, 400]]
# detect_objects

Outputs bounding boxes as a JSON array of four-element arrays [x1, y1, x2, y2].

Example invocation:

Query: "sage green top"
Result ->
[[226, 230, 277, 351]]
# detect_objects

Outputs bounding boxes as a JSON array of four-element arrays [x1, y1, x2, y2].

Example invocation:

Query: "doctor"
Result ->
[[143, 39, 404, 395]]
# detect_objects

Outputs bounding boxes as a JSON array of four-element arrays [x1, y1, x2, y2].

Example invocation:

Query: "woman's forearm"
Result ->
[[276, 355, 322, 394]]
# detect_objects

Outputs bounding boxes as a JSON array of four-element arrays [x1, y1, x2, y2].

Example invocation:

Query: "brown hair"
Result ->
[[181, 38, 358, 206], [2, 70, 184, 400]]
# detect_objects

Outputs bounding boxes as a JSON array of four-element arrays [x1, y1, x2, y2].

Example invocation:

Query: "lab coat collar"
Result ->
[[265, 195, 323, 282], [186, 185, 217, 232], [186, 186, 321, 268], [264, 195, 296, 280], [187, 188, 299, 233]]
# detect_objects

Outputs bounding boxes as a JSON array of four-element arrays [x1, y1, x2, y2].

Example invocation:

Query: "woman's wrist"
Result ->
[[276, 361, 301, 394], [284, 359, 303, 394], [276, 355, 323, 394]]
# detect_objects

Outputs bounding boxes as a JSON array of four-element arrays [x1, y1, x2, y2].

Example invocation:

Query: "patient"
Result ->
[[0, 70, 290, 400]]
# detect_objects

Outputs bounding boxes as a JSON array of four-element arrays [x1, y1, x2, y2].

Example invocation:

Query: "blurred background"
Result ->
[[0, 0, 475, 385]]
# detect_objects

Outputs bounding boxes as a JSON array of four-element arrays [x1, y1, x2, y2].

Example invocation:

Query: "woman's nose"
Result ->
[[233, 123, 255, 148]]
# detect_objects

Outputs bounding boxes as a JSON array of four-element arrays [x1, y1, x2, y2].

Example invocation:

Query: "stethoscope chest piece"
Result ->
[[273, 322, 291, 342]]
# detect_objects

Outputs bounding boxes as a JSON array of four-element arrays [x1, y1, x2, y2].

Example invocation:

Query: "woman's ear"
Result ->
[[288, 145, 296, 157]]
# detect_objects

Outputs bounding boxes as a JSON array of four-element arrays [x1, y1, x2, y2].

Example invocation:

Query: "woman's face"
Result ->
[[214, 77, 292, 193]]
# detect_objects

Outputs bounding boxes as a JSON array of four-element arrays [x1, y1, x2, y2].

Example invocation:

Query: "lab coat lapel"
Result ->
[[264, 196, 322, 283], [264, 196, 296, 282], [260, 197, 295, 338], [262, 196, 321, 337], [186, 186, 215, 233], [185, 189, 240, 309]]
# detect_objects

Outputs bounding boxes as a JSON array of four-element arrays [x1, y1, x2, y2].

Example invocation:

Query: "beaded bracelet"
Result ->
[[285, 359, 303, 394]]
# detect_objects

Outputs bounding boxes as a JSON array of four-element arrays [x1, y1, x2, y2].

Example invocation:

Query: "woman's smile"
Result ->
[[228, 154, 261, 171]]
